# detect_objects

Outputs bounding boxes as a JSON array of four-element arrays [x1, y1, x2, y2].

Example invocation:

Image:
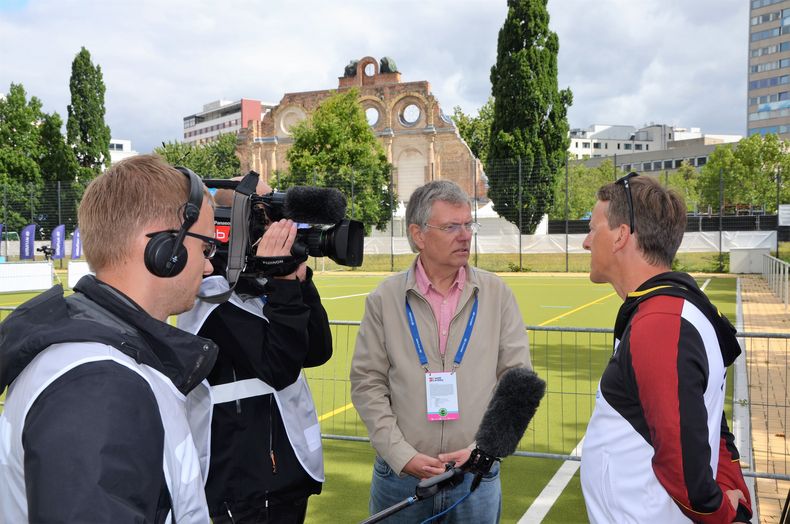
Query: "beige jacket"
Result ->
[[350, 261, 531, 475]]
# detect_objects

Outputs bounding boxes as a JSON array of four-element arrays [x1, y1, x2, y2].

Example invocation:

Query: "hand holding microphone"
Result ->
[[417, 367, 546, 494], [361, 368, 546, 524]]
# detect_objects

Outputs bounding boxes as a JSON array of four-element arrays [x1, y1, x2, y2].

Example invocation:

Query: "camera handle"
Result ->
[[198, 172, 259, 304]]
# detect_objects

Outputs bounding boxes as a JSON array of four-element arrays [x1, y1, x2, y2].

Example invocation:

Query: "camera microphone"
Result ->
[[413, 367, 545, 500], [464, 367, 545, 491], [475, 367, 545, 459], [365, 369, 545, 524], [267, 186, 347, 224]]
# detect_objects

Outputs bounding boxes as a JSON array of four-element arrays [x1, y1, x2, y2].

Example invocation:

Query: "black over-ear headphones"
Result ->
[[144, 166, 204, 278]]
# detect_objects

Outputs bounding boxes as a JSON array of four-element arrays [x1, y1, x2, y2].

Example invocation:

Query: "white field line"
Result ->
[[518, 438, 585, 524], [322, 292, 370, 300], [700, 278, 711, 291]]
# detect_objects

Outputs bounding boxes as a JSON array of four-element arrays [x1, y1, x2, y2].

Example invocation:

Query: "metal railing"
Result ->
[[763, 254, 790, 309], [0, 313, 786, 483], [315, 322, 790, 483]]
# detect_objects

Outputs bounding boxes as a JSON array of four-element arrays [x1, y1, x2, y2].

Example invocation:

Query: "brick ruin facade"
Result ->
[[237, 56, 485, 201]]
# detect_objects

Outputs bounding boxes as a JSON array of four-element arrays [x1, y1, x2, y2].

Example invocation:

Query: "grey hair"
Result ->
[[405, 180, 471, 252]]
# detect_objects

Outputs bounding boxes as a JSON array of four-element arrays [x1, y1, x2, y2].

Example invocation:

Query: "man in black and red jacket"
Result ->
[[178, 180, 332, 524], [580, 173, 752, 524]]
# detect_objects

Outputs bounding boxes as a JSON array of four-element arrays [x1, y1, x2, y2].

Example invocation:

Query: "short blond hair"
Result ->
[[78, 155, 190, 271]]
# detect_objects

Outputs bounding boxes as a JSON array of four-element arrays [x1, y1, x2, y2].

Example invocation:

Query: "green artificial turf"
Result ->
[[0, 272, 738, 523]]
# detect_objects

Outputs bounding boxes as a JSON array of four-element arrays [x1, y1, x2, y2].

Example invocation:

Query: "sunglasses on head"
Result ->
[[614, 172, 639, 234]]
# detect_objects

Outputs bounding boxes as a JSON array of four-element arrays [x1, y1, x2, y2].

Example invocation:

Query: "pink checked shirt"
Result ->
[[414, 258, 466, 356]]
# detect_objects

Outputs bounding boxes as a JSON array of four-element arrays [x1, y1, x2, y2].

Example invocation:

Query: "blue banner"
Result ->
[[21, 224, 36, 259], [71, 228, 81, 259], [52, 225, 66, 259]]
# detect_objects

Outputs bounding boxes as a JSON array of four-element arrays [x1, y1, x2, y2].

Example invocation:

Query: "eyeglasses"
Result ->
[[615, 172, 639, 234], [423, 222, 480, 234], [146, 230, 219, 260]]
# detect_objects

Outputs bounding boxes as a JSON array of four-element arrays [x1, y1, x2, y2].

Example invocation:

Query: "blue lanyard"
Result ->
[[405, 293, 478, 371]]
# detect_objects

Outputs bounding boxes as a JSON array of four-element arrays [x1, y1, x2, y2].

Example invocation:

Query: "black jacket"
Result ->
[[197, 268, 333, 518], [0, 276, 218, 523]]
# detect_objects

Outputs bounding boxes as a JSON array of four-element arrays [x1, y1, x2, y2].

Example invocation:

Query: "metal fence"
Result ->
[[1, 159, 787, 271], [312, 322, 790, 485], [764, 254, 790, 309]]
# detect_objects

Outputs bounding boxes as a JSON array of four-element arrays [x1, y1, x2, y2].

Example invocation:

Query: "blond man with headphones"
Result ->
[[0, 155, 219, 523]]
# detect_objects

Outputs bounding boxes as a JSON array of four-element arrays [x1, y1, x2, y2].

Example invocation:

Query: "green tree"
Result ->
[[201, 133, 241, 179], [39, 111, 81, 234], [39, 112, 79, 183], [0, 83, 44, 186], [156, 133, 240, 179], [665, 161, 700, 213], [548, 160, 615, 220], [452, 97, 494, 165], [487, 0, 572, 233], [156, 140, 200, 167], [0, 83, 45, 232], [281, 89, 395, 232], [67, 47, 111, 181], [698, 134, 790, 213]]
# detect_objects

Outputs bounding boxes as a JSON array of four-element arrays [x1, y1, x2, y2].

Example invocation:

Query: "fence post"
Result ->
[[719, 168, 724, 272], [3, 185, 7, 257], [518, 157, 523, 272], [389, 167, 394, 273], [474, 158, 478, 268], [565, 153, 569, 273], [776, 167, 781, 257], [29, 183, 34, 224], [57, 181, 63, 270]]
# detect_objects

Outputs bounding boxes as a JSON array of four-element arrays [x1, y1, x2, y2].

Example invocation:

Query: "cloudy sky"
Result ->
[[0, 0, 747, 154]]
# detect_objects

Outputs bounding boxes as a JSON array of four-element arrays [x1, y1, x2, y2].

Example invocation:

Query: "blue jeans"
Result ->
[[369, 455, 501, 524]]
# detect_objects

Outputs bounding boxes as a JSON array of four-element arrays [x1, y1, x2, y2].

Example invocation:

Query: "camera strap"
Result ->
[[246, 252, 309, 278], [198, 174, 259, 304]]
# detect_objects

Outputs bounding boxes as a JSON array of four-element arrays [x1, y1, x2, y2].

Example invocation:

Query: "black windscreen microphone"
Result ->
[[261, 186, 347, 224], [414, 367, 546, 500], [475, 367, 546, 458], [464, 367, 545, 490]]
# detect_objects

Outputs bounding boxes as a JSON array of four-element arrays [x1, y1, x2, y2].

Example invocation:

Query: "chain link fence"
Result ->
[[1, 159, 787, 272]]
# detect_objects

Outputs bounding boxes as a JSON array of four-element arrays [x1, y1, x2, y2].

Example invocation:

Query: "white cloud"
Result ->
[[0, 0, 747, 153]]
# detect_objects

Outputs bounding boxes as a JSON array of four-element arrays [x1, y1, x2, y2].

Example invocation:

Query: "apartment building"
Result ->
[[183, 99, 271, 145], [748, 0, 790, 137]]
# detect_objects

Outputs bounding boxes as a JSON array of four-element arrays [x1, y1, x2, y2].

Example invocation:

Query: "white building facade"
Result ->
[[568, 123, 741, 160]]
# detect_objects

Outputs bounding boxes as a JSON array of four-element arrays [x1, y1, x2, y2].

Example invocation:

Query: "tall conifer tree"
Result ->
[[487, 0, 572, 233], [67, 47, 111, 181]]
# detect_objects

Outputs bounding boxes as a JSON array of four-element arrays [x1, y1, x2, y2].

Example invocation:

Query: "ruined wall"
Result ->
[[238, 56, 485, 201]]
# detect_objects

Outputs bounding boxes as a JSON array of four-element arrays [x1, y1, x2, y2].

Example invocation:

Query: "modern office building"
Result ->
[[568, 123, 740, 159], [183, 99, 271, 145], [748, 0, 790, 137]]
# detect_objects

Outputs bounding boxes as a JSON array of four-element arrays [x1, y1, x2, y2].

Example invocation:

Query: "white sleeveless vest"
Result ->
[[178, 276, 324, 482], [0, 342, 213, 523]]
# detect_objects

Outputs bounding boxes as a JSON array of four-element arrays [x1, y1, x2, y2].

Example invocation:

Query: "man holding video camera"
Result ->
[[178, 177, 332, 524], [0, 155, 218, 522]]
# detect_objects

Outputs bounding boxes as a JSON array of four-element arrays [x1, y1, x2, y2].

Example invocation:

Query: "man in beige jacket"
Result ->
[[350, 180, 532, 523]]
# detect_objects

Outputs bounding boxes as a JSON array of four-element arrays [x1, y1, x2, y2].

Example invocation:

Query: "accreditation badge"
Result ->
[[425, 372, 459, 421]]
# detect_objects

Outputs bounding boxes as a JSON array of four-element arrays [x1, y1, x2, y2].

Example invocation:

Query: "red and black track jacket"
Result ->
[[581, 272, 752, 523]]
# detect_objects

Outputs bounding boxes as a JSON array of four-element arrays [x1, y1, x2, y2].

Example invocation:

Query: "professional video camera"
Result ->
[[36, 245, 54, 261], [202, 171, 364, 290]]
